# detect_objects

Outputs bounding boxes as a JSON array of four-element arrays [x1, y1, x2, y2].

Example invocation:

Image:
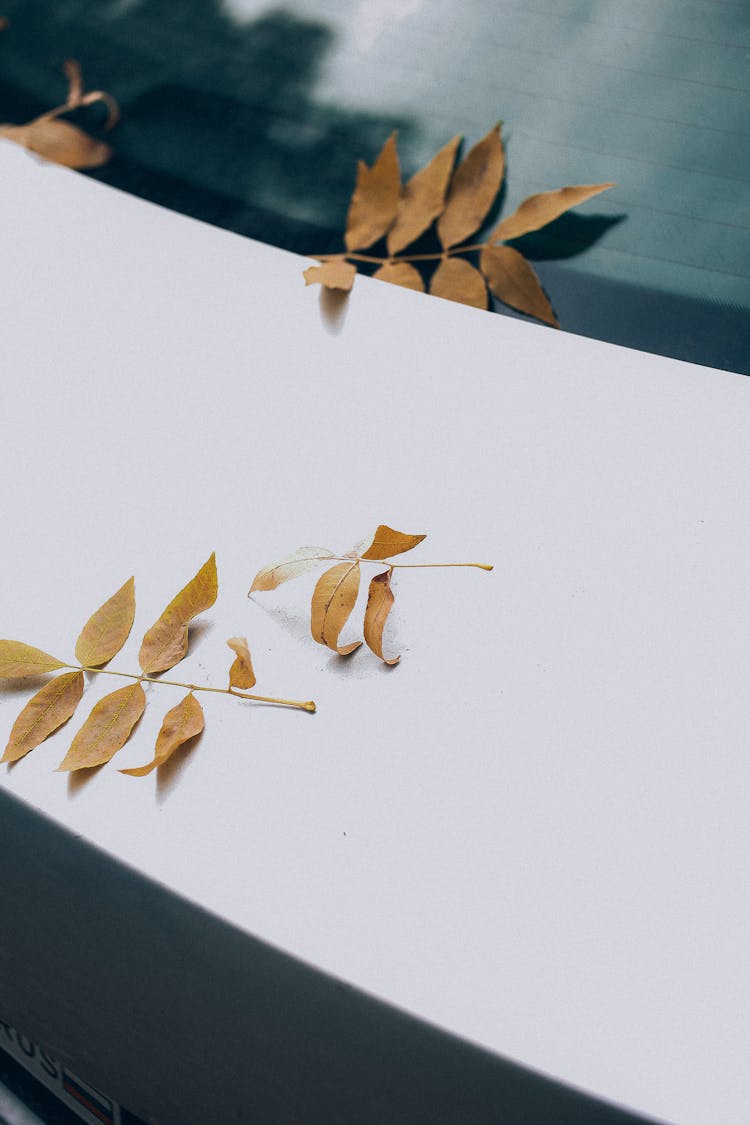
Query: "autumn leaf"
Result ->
[[437, 125, 505, 249], [2, 671, 84, 764], [303, 260, 357, 292], [372, 262, 424, 292], [480, 244, 557, 326], [0, 640, 66, 679], [0, 117, 112, 169], [57, 681, 146, 771], [120, 692, 204, 777], [363, 571, 399, 665], [387, 134, 461, 255], [250, 546, 335, 593], [311, 562, 362, 655], [358, 525, 426, 561], [345, 132, 401, 252], [227, 636, 256, 689], [75, 577, 135, 667], [139, 553, 218, 675], [490, 182, 615, 243], [430, 257, 488, 310]]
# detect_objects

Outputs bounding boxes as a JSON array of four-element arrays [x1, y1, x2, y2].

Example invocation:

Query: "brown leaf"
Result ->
[[120, 692, 204, 777], [310, 562, 362, 655], [303, 260, 357, 292], [227, 636, 256, 690], [480, 244, 558, 326], [344, 132, 401, 251], [430, 257, 488, 310], [250, 546, 335, 593], [358, 525, 426, 561], [0, 117, 112, 169], [0, 640, 66, 679], [139, 553, 218, 675], [57, 681, 146, 771], [363, 571, 400, 665], [2, 671, 84, 764], [437, 125, 505, 249], [491, 182, 615, 243], [75, 577, 135, 667], [372, 262, 425, 293], [387, 134, 461, 255]]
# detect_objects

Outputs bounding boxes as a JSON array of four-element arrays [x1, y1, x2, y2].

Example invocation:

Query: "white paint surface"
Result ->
[[1, 140, 748, 1124]]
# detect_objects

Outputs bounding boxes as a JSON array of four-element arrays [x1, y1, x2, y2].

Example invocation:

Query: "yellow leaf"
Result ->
[[75, 577, 135, 667], [57, 681, 146, 771], [139, 553, 218, 675], [310, 562, 362, 655], [430, 258, 488, 310], [363, 571, 400, 665], [491, 182, 615, 243], [227, 636, 256, 689], [387, 134, 461, 255], [249, 546, 335, 593], [372, 262, 425, 293], [437, 125, 505, 249], [480, 244, 558, 326], [0, 640, 66, 679], [358, 524, 426, 561], [2, 671, 84, 763], [303, 260, 357, 291], [120, 692, 204, 777], [0, 117, 111, 169], [344, 132, 401, 251]]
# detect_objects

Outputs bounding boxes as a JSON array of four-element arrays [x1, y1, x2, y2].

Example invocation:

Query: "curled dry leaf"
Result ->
[[387, 134, 461, 255], [303, 259, 357, 292], [75, 576, 135, 667], [363, 571, 399, 665], [250, 546, 334, 593], [437, 125, 505, 249], [372, 262, 424, 292], [491, 182, 615, 243], [139, 553, 218, 675], [345, 132, 401, 252], [0, 640, 66, 679], [430, 257, 488, 310], [120, 691, 204, 777], [359, 524, 426, 561], [311, 561, 362, 655], [0, 118, 112, 169], [2, 671, 84, 764], [480, 244, 558, 326], [58, 681, 146, 771], [227, 636, 256, 690]]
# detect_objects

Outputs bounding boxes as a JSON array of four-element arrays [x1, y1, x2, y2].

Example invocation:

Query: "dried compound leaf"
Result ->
[[359, 525, 426, 561], [0, 117, 111, 169], [2, 671, 84, 764], [437, 125, 505, 249], [363, 571, 400, 665], [0, 640, 66, 678], [227, 636, 256, 690], [75, 577, 135, 667], [430, 257, 488, 310], [387, 134, 461, 255], [480, 244, 558, 326], [250, 547, 335, 593], [57, 681, 146, 771], [345, 132, 401, 251], [372, 262, 425, 292], [303, 260, 357, 292], [311, 562, 362, 655], [139, 553, 218, 675], [491, 182, 615, 243], [120, 692, 204, 777]]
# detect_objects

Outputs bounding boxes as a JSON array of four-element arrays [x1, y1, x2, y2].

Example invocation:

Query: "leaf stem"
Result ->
[[74, 665, 316, 713], [312, 243, 489, 267], [324, 555, 493, 571]]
